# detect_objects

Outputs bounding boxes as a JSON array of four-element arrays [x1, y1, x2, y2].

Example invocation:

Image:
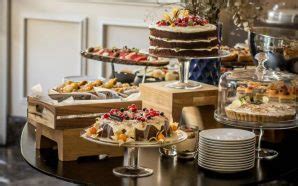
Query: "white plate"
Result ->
[[200, 137, 256, 145], [198, 158, 254, 168], [199, 154, 255, 162], [199, 146, 255, 154], [199, 149, 255, 159], [198, 161, 254, 171], [198, 159, 254, 169], [199, 140, 255, 149], [199, 141, 255, 150], [199, 129, 255, 142], [198, 162, 254, 173], [198, 156, 255, 166], [200, 136, 256, 145]]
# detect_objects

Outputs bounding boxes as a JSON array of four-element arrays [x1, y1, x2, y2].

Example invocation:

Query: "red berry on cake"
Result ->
[[102, 113, 110, 119]]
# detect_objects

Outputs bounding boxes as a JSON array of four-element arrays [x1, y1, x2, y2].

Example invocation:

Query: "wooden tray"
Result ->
[[27, 96, 142, 129], [81, 50, 169, 67]]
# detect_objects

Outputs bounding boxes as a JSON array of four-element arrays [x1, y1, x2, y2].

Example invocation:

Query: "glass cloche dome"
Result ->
[[215, 52, 297, 128]]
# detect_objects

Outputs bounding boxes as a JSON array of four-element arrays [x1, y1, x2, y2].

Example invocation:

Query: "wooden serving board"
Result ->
[[81, 50, 169, 67], [27, 96, 142, 129]]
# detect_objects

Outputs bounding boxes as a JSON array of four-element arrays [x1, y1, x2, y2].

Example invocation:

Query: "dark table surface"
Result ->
[[21, 124, 298, 185]]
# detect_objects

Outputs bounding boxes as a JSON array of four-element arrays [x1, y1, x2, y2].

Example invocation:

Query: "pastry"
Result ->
[[225, 97, 296, 122], [54, 79, 138, 95], [149, 8, 218, 58], [85, 104, 179, 144]]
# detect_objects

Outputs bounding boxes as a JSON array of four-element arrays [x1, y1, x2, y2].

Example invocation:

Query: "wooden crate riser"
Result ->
[[35, 123, 124, 161], [28, 96, 142, 129]]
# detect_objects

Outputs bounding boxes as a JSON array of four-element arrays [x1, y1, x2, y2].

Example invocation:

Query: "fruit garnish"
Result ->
[[157, 133, 165, 141], [118, 134, 127, 142], [88, 127, 97, 135], [102, 113, 110, 119], [156, 7, 209, 27], [170, 122, 179, 131]]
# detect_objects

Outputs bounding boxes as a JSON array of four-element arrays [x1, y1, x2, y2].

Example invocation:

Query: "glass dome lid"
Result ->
[[226, 53, 296, 82], [217, 52, 297, 128]]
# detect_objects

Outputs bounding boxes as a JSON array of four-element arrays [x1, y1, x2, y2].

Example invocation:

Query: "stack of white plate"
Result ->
[[198, 128, 256, 173]]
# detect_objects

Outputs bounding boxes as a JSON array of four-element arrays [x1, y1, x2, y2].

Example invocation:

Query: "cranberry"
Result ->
[[140, 118, 146, 122]]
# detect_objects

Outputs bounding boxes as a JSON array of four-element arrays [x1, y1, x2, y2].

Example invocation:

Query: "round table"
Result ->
[[21, 124, 298, 185]]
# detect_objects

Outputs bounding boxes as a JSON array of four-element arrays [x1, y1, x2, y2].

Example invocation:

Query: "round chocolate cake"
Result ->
[[149, 8, 219, 58], [85, 104, 178, 143]]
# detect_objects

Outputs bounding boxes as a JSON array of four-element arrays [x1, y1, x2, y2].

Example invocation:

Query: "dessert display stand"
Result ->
[[81, 130, 187, 177], [81, 50, 169, 83], [27, 96, 141, 161], [214, 112, 298, 160], [151, 50, 229, 90]]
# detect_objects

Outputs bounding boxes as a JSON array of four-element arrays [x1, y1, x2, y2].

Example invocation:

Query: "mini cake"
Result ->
[[85, 104, 179, 144], [225, 96, 296, 122], [149, 8, 218, 58]]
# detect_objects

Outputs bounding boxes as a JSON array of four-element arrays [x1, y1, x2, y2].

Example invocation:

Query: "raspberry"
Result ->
[[103, 113, 110, 119]]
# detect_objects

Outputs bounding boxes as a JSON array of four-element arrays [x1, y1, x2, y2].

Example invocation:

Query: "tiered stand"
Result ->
[[214, 111, 298, 160], [81, 130, 187, 177], [151, 50, 229, 89], [81, 50, 169, 83]]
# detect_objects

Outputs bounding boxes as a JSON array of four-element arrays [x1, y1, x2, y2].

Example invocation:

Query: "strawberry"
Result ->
[[125, 52, 137, 60], [134, 56, 147, 61]]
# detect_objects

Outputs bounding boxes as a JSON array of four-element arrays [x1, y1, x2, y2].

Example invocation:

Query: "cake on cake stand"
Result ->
[[81, 130, 187, 177]]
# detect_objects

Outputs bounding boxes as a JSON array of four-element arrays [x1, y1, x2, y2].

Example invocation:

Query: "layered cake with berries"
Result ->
[[85, 104, 179, 144], [149, 8, 219, 58]]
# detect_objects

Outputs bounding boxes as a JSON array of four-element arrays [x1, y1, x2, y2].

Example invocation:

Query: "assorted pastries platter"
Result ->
[[49, 78, 138, 100], [81, 46, 169, 67], [225, 80, 296, 123], [221, 45, 254, 67]]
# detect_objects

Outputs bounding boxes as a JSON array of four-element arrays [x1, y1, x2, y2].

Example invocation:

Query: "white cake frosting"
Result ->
[[149, 35, 218, 43], [149, 46, 218, 52], [149, 24, 217, 33]]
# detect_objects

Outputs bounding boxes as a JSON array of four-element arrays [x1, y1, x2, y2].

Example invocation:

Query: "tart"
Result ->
[[225, 97, 296, 122]]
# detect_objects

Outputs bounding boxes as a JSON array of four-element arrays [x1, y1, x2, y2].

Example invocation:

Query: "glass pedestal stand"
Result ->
[[214, 110, 298, 160], [253, 128, 278, 160], [163, 51, 230, 89], [166, 58, 202, 89], [114, 147, 153, 177], [81, 130, 187, 177]]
